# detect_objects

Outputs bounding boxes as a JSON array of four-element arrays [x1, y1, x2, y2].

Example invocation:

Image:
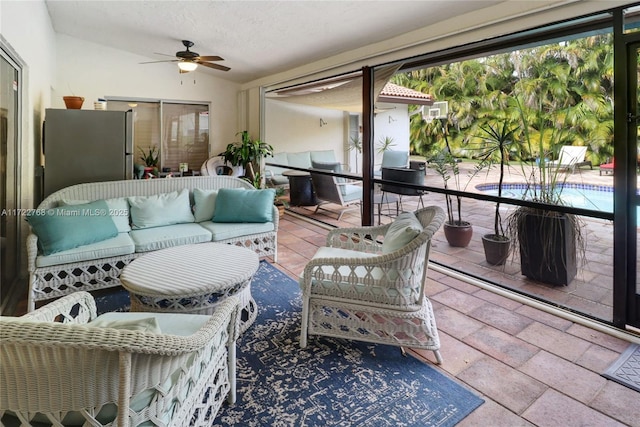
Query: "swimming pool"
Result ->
[[475, 183, 616, 212]]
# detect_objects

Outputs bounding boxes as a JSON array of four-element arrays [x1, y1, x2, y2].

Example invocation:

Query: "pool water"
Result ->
[[475, 183, 617, 212]]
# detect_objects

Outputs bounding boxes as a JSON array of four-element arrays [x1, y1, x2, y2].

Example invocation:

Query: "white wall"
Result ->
[[374, 103, 410, 153], [265, 99, 346, 162], [54, 34, 241, 157]]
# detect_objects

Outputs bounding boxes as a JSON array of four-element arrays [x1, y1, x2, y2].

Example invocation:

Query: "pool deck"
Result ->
[[287, 162, 637, 324]]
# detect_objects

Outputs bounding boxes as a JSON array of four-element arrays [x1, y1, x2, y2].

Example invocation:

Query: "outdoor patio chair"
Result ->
[[600, 158, 614, 175], [381, 166, 426, 211], [374, 150, 409, 176], [310, 169, 362, 220], [201, 155, 243, 177], [547, 145, 591, 172], [0, 291, 240, 426], [299, 205, 446, 363]]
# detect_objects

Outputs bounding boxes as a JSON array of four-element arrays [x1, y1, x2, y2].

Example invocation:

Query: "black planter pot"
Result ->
[[482, 234, 511, 265], [443, 221, 473, 248], [517, 212, 577, 286]]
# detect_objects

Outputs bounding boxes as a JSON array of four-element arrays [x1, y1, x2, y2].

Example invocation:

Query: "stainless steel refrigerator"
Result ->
[[43, 109, 134, 198]]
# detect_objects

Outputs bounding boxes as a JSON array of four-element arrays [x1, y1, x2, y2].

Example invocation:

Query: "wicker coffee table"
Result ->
[[120, 243, 259, 332]]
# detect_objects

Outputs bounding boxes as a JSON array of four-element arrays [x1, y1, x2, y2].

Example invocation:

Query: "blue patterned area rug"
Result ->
[[93, 286, 131, 315], [214, 260, 483, 426]]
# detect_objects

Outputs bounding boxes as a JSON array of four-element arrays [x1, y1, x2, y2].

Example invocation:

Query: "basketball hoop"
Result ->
[[421, 101, 448, 123]]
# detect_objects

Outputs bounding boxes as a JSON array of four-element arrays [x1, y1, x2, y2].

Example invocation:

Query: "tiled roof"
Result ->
[[379, 83, 433, 105]]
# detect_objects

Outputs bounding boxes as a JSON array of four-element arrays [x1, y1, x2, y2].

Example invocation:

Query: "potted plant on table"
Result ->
[[139, 146, 159, 178], [219, 131, 274, 185], [430, 152, 473, 247], [505, 99, 585, 285]]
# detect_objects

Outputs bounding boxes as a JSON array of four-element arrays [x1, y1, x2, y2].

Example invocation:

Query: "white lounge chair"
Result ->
[[547, 146, 591, 172]]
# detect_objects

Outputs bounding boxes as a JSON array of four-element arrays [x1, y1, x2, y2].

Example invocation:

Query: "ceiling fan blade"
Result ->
[[197, 55, 224, 61], [140, 59, 179, 64], [198, 61, 231, 72]]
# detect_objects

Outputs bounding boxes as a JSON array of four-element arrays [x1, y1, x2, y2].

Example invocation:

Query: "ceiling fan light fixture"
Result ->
[[178, 61, 198, 72]]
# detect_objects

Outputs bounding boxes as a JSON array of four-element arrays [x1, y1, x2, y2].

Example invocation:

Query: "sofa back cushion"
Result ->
[[287, 151, 312, 169], [192, 189, 218, 222], [310, 150, 337, 164], [26, 200, 119, 255], [268, 152, 290, 177], [128, 189, 195, 229], [213, 188, 275, 223]]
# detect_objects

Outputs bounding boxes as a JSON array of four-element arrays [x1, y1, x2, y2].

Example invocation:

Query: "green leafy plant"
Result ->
[[505, 97, 586, 284], [219, 131, 274, 182], [348, 136, 362, 173], [376, 136, 396, 154], [470, 119, 518, 264], [138, 146, 159, 167], [273, 186, 289, 207], [429, 152, 470, 225], [474, 120, 517, 239]]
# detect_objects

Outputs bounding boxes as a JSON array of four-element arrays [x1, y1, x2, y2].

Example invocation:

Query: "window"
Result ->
[[108, 99, 210, 173]]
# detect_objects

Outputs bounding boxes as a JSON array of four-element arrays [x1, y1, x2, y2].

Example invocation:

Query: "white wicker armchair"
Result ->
[[0, 291, 240, 426], [299, 206, 446, 363]]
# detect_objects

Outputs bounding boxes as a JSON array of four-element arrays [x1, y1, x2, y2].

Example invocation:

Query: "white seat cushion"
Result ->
[[89, 312, 211, 336], [129, 223, 212, 253], [198, 220, 274, 241], [36, 233, 135, 268]]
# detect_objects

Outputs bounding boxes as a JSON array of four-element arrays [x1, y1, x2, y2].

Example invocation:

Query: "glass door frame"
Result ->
[[613, 7, 640, 331], [0, 37, 24, 314]]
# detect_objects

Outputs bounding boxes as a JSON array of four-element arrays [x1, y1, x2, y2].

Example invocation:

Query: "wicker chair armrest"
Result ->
[[2, 297, 241, 356], [26, 233, 38, 272], [325, 224, 389, 252], [22, 291, 97, 324]]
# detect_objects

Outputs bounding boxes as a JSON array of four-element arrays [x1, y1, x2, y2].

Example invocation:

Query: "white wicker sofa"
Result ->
[[26, 176, 278, 312], [0, 291, 240, 426]]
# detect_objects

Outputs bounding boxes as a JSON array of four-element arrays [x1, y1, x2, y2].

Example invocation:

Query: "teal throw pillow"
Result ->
[[193, 189, 218, 222], [128, 189, 195, 229], [213, 188, 275, 223], [382, 211, 423, 254], [26, 200, 119, 255], [60, 197, 131, 233]]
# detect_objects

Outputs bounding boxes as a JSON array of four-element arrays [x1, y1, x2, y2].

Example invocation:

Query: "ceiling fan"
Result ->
[[140, 40, 230, 73]]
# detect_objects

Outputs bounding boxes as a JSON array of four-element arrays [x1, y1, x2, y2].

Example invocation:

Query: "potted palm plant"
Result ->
[[138, 146, 159, 177], [430, 152, 473, 247], [474, 120, 517, 265], [219, 131, 274, 183], [505, 99, 585, 285]]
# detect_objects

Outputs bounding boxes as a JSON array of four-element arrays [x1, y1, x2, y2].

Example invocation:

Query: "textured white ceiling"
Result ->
[[44, 0, 500, 83]]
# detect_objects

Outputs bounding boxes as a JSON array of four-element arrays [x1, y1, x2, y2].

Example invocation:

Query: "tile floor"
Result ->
[[275, 211, 640, 427]]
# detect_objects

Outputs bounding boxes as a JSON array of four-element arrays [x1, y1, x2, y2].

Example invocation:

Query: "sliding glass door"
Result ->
[[0, 49, 20, 299]]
